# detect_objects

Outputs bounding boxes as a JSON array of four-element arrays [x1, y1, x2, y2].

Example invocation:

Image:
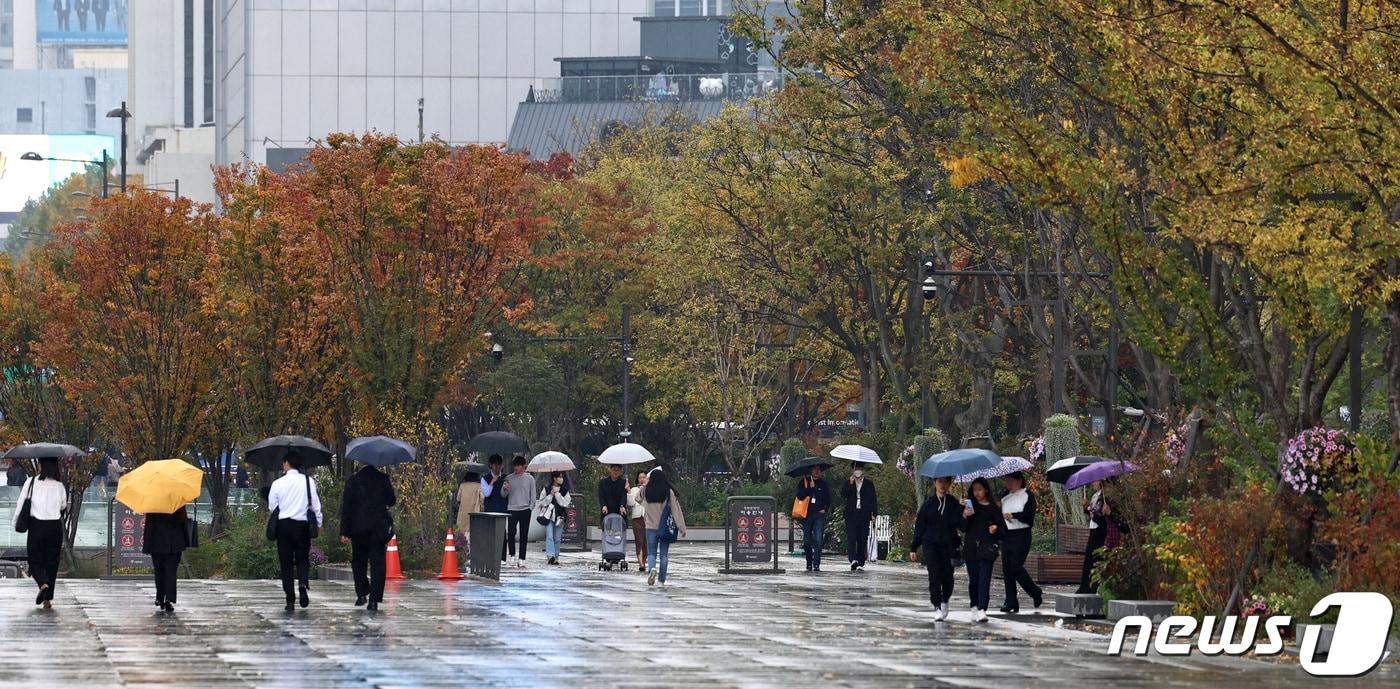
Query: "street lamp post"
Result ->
[[106, 101, 131, 193], [19, 151, 110, 198]]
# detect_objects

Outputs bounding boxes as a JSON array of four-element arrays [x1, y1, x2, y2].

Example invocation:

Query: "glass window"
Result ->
[[678, 0, 701, 15], [85, 104, 96, 132], [16, 107, 32, 123], [652, 0, 676, 16], [85, 76, 96, 101]]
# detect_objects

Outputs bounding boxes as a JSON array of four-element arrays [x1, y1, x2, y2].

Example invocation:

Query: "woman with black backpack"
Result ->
[[642, 467, 687, 586], [962, 477, 1006, 622]]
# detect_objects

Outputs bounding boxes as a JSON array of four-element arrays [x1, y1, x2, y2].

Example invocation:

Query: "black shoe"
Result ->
[[355, 596, 367, 607], [154, 598, 163, 608], [805, 563, 813, 572], [850, 562, 859, 571], [366, 601, 378, 611], [813, 565, 821, 572], [299, 585, 310, 608], [162, 602, 174, 612], [284, 596, 295, 612], [1031, 590, 1044, 608], [1000, 602, 1017, 613], [36, 589, 46, 605]]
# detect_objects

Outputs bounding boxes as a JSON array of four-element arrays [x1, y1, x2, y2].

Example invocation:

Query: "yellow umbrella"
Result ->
[[116, 459, 203, 514]]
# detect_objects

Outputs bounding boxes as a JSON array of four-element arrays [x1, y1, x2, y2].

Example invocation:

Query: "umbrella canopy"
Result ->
[[831, 444, 883, 465], [1065, 461, 1140, 491], [242, 435, 334, 470], [919, 448, 1001, 479], [464, 431, 530, 460], [955, 456, 1033, 483], [1045, 455, 1114, 484], [527, 451, 576, 473], [452, 461, 488, 481], [4, 443, 84, 460], [116, 459, 203, 514], [596, 442, 656, 465], [784, 456, 834, 478], [345, 436, 417, 467]]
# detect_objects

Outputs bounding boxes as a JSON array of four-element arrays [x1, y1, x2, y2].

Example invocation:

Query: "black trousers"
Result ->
[[350, 536, 388, 602], [1077, 525, 1108, 594], [151, 552, 182, 604], [846, 516, 871, 566], [921, 543, 955, 606], [1001, 528, 1041, 605], [506, 509, 530, 560], [26, 519, 63, 600], [276, 518, 311, 597]]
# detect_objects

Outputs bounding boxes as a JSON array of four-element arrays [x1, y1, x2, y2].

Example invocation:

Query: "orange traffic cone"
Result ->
[[435, 530, 463, 580], [385, 535, 406, 580]]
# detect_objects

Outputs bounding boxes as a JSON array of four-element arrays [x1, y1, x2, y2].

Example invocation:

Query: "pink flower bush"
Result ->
[[1280, 427, 1357, 497], [1027, 436, 1044, 463], [895, 445, 915, 479]]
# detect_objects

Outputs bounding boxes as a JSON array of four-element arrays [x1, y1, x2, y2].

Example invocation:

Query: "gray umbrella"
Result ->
[[3, 443, 85, 460], [346, 436, 417, 467], [464, 431, 530, 460]]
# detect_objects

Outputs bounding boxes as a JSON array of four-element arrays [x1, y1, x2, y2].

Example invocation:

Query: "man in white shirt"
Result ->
[[267, 451, 322, 611]]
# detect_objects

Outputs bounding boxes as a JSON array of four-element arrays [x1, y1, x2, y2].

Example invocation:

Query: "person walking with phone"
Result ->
[[642, 467, 686, 586], [143, 506, 190, 612], [627, 470, 648, 572], [13, 458, 66, 609], [910, 476, 963, 621], [796, 465, 831, 572], [267, 451, 322, 611], [962, 477, 1006, 622]]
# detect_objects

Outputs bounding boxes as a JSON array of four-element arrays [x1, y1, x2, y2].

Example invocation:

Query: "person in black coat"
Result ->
[[962, 477, 1006, 622], [339, 464, 397, 611], [910, 476, 964, 621], [796, 465, 832, 572], [143, 506, 189, 612], [842, 464, 878, 571], [998, 472, 1043, 612]]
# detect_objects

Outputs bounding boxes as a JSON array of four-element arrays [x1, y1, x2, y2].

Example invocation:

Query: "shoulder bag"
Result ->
[[791, 478, 811, 520], [184, 506, 200, 549], [658, 495, 680, 543], [13, 477, 35, 534], [304, 473, 320, 539], [535, 492, 555, 525]]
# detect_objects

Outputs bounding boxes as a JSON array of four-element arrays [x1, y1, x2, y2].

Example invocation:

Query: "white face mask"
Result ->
[[852, 469, 864, 479]]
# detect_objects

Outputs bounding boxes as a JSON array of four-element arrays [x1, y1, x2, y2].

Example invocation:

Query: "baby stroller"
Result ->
[[599, 512, 629, 571]]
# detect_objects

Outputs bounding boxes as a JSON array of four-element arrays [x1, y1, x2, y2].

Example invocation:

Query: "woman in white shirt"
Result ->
[[626, 471, 648, 572], [537, 472, 573, 566], [998, 472, 1043, 613], [13, 459, 68, 608]]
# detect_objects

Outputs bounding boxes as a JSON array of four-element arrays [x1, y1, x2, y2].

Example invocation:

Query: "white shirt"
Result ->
[[626, 486, 645, 520], [267, 469, 323, 524], [13, 477, 67, 524], [1001, 489, 1031, 530]]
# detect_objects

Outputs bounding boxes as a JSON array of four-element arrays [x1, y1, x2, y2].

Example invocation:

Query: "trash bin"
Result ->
[[469, 512, 509, 580]]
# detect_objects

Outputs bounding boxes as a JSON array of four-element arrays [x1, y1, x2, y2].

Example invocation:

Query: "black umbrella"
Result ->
[[3, 443, 85, 460], [464, 431, 530, 460], [784, 456, 833, 478], [1045, 455, 1114, 484], [345, 436, 416, 468], [242, 435, 334, 470]]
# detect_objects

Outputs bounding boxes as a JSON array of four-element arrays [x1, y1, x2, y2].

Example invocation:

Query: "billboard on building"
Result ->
[[0, 134, 116, 214], [35, 1, 128, 45]]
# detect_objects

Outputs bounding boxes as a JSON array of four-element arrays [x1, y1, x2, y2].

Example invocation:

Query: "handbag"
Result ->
[[535, 493, 555, 525], [658, 498, 679, 543], [304, 473, 320, 539], [791, 477, 811, 519], [264, 507, 279, 541], [976, 539, 1001, 561], [184, 517, 199, 549], [13, 478, 35, 534]]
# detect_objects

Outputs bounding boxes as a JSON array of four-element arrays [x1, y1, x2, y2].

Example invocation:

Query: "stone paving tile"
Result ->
[[0, 547, 1394, 688]]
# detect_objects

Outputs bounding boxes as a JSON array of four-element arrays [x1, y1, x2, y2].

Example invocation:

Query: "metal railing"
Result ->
[[0, 485, 261, 550], [531, 71, 785, 105]]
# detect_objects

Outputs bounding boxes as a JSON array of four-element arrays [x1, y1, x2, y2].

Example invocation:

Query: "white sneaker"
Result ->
[[933, 606, 947, 622], [517, 558, 526, 568], [939, 603, 949, 619], [976, 609, 989, 623]]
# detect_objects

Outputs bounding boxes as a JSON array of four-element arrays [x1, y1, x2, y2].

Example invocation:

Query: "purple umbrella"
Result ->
[[1065, 461, 1139, 491]]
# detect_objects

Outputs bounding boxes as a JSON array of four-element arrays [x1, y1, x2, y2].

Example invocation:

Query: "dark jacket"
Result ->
[[142, 507, 189, 555], [911, 494, 964, 549], [796, 476, 831, 517], [483, 470, 508, 513], [597, 475, 627, 516], [1001, 488, 1037, 528], [340, 465, 396, 541], [842, 478, 878, 522], [962, 500, 1007, 562]]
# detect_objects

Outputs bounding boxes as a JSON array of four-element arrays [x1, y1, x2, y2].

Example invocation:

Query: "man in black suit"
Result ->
[[339, 464, 396, 611], [842, 465, 878, 571]]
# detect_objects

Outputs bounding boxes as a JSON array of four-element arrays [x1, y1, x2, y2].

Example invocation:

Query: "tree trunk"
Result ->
[[1387, 290, 1400, 474]]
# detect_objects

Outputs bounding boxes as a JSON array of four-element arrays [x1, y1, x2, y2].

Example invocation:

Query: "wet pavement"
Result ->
[[0, 546, 1393, 688]]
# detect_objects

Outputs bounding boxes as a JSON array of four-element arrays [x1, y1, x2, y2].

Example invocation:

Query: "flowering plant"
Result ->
[[1280, 427, 1358, 497], [1027, 436, 1044, 463], [895, 445, 915, 479], [1243, 598, 1269, 617], [1164, 424, 1186, 464], [309, 545, 326, 568]]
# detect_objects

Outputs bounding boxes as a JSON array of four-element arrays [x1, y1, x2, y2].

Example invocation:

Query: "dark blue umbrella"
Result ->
[[346, 436, 417, 467], [1065, 461, 1139, 491], [919, 448, 1000, 479]]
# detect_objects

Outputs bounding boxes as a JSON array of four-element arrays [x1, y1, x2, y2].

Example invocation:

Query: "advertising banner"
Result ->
[[36, 1, 128, 45]]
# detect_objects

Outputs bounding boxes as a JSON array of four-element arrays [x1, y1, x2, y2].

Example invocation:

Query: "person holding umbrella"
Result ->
[[12, 458, 67, 608], [267, 450, 323, 611], [795, 461, 832, 572], [536, 471, 572, 565], [998, 471, 1042, 613], [911, 476, 964, 621], [117, 458, 204, 612], [340, 437, 407, 611], [842, 462, 878, 572], [962, 477, 1006, 622]]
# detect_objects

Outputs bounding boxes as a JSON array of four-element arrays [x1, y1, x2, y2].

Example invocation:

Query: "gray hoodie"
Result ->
[[503, 471, 537, 512]]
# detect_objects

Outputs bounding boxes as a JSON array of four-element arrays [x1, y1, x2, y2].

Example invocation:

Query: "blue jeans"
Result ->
[[802, 514, 828, 568], [544, 521, 561, 557], [645, 529, 671, 582]]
